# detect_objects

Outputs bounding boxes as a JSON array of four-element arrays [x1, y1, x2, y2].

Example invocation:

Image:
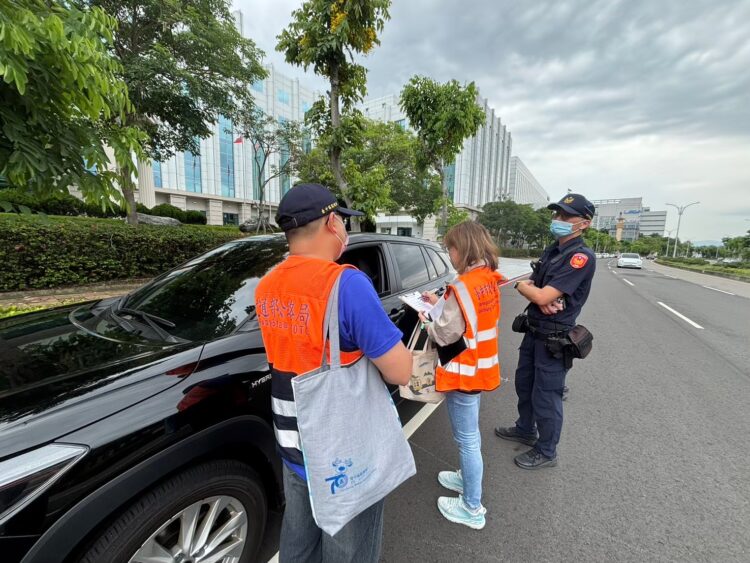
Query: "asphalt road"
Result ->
[[379, 258, 750, 562]]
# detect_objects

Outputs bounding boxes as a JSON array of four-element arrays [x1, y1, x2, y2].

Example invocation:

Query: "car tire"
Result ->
[[78, 459, 266, 563]]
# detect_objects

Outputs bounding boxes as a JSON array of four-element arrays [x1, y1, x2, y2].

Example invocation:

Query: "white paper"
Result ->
[[398, 291, 434, 315], [398, 291, 446, 321]]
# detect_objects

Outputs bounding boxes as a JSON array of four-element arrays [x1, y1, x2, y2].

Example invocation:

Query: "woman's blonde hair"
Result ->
[[443, 221, 499, 272]]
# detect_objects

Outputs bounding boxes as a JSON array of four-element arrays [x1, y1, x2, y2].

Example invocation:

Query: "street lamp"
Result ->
[[664, 229, 674, 257], [665, 201, 700, 258]]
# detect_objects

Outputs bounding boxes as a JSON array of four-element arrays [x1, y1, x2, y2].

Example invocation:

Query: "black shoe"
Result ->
[[514, 448, 558, 470], [562, 386, 570, 401], [494, 426, 538, 446]]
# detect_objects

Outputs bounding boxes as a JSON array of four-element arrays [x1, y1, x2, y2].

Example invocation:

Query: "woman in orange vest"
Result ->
[[419, 221, 503, 530]]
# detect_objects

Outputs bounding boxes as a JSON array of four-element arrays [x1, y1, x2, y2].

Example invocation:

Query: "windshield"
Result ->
[[121, 236, 288, 341], [623, 253, 641, 259]]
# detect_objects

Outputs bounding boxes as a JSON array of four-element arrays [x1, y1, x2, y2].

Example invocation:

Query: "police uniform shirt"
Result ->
[[528, 237, 596, 329]]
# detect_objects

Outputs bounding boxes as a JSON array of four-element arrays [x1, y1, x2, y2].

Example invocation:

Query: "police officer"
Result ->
[[495, 193, 596, 469]]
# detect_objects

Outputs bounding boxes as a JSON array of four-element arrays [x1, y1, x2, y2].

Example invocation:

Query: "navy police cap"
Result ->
[[276, 183, 364, 231], [548, 193, 595, 220]]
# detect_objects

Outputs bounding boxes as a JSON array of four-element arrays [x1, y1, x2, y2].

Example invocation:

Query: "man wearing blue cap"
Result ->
[[495, 193, 596, 469], [256, 183, 412, 561]]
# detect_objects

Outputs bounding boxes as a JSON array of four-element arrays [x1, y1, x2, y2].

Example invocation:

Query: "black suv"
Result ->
[[0, 233, 455, 563]]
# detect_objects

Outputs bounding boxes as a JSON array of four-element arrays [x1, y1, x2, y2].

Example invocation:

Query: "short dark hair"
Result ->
[[284, 215, 326, 244]]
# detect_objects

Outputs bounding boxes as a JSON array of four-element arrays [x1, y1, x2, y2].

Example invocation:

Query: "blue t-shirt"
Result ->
[[285, 268, 403, 479]]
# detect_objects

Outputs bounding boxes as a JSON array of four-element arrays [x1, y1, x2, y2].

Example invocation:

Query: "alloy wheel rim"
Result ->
[[129, 495, 248, 563]]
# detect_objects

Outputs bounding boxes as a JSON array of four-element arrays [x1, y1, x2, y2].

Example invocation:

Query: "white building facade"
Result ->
[[361, 92, 512, 239], [508, 156, 549, 209], [591, 197, 667, 241]]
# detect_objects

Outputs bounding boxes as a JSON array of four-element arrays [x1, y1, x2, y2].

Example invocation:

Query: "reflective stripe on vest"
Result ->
[[436, 268, 503, 392], [256, 257, 362, 467]]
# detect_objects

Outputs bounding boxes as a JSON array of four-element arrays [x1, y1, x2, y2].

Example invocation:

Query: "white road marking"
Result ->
[[703, 286, 735, 296], [267, 399, 444, 562], [623, 279, 635, 287], [403, 401, 443, 438], [657, 302, 704, 329], [663, 274, 677, 279], [612, 270, 618, 275]]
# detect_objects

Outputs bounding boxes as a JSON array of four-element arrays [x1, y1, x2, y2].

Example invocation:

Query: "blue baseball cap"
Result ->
[[548, 193, 595, 220], [276, 183, 364, 231]]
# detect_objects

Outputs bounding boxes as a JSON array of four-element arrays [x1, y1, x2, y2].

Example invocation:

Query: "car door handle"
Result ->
[[389, 309, 406, 323]]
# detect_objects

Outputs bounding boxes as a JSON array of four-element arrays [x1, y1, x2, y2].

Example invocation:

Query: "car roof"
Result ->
[[236, 232, 445, 250]]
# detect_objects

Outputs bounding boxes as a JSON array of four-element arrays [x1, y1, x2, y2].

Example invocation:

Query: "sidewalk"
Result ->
[[643, 260, 750, 299], [0, 279, 151, 310]]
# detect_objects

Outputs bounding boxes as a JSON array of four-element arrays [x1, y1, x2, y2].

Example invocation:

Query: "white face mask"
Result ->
[[331, 215, 349, 259]]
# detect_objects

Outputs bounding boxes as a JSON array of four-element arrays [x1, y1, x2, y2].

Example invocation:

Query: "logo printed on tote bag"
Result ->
[[325, 457, 373, 494]]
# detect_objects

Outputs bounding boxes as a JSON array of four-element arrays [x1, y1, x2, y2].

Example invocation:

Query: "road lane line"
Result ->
[[657, 302, 704, 329], [663, 274, 677, 279], [703, 286, 735, 296], [623, 279, 635, 287], [403, 401, 443, 438], [612, 270, 618, 275]]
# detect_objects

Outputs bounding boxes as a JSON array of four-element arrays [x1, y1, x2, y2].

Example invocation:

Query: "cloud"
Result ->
[[233, 0, 750, 240]]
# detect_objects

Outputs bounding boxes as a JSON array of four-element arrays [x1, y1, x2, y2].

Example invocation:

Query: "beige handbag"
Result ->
[[398, 324, 442, 404]]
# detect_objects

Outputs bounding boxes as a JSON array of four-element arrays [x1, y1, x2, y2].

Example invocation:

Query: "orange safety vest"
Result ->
[[255, 256, 362, 467], [436, 267, 503, 393]]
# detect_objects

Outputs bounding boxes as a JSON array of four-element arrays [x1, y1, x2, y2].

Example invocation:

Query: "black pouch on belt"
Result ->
[[566, 325, 594, 359], [544, 336, 567, 359], [512, 313, 530, 333]]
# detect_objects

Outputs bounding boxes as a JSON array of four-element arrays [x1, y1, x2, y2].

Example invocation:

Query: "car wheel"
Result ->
[[79, 460, 266, 563]]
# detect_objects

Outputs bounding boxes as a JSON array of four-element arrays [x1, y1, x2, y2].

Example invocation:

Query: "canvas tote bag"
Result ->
[[399, 324, 442, 404], [291, 273, 416, 536]]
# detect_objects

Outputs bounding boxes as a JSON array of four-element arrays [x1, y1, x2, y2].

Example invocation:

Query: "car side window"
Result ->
[[339, 244, 389, 295], [423, 247, 438, 279], [391, 243, 430, 289], [427, 248, 449, 277]]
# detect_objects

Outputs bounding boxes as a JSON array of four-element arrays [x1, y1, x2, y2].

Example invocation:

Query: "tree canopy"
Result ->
[[277, 0, 391, 225], [92, 0, 267, 223], [0, 0, 144, 206], [400, 76, 485, 228], [296, 118, 441, 222]]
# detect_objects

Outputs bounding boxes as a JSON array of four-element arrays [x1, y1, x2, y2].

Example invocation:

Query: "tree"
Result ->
[[277, 0, 391, 230], [446, 204, 469, 229], [480, 200, 540, 248], [296, 118, 442, 223], [0, 0, 144, 208], [400, 76, 485, 230], [93, 0, 266, 224], [235, 109, 305, 232]]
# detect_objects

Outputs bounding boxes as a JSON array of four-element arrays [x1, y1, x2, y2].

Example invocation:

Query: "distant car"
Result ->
[[617, 253, 643, 269]]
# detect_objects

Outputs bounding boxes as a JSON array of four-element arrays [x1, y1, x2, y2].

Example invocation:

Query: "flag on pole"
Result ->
[[234, 136, 243, 144]]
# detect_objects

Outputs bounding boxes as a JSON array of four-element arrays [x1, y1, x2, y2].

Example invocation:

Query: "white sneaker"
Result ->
[[437, 495, 487, 530], [437, 469, 463, 494]]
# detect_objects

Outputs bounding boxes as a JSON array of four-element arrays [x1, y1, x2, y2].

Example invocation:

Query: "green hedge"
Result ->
[[656, 258, 750, 280], [0, 214, 244, 291], [0, 189, 205, 223], [0, 188, 134, 218]]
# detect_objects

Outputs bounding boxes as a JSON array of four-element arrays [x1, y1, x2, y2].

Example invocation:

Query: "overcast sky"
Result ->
[[233, 0, 750, 241]]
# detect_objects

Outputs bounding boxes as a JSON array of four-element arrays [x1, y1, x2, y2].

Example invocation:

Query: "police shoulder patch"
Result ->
[[570, 253, 589, 269]]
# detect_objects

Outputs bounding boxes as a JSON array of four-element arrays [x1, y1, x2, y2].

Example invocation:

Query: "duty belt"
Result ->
[[527, 322, 570, 339]]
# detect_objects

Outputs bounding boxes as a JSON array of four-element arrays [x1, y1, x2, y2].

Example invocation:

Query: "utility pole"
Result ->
[[665, 202, 700, 258], [664, 229, 674, 257]]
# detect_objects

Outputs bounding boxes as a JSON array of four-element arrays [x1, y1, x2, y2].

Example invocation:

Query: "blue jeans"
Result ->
[[514, 333, 567, 458], [280, 464, 384, 563], [445, 391, 483, 510]]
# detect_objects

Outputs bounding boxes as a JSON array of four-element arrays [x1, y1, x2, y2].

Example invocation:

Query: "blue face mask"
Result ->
[[550, 219, 575, 239]]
